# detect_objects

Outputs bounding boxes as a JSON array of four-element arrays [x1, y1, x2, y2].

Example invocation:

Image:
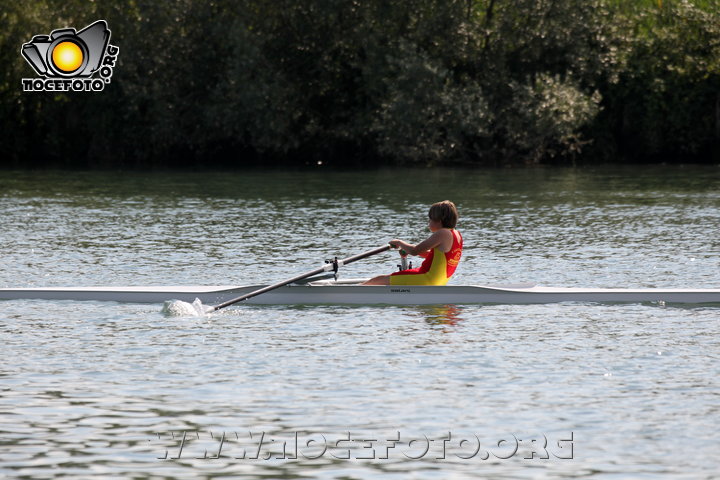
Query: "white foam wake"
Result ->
[[162, 298, 212, 317]]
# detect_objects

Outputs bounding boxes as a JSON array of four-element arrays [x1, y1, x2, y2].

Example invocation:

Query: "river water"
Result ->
[[1, 167, 719, 479]]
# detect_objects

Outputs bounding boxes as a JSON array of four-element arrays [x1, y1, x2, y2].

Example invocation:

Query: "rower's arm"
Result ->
[[391, 231, 446, 256]]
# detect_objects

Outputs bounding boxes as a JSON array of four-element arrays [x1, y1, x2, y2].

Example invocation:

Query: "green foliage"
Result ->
[[590, 0, 720, 163], [499, 74, 601, 163], [1, 0, 718, 167], [371, 39, 491, 164]]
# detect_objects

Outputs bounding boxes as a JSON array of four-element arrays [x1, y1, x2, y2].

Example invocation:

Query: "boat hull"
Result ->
[[1, 284, 719, 305]]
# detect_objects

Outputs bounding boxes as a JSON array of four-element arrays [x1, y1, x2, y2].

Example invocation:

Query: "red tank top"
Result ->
[[415, 229, 463, 279]]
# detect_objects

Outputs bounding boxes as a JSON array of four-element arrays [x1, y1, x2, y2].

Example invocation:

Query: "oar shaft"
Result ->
[[209, 244, 391, 311], [210, 267, 325, 311], [337, 244, 394, 267]]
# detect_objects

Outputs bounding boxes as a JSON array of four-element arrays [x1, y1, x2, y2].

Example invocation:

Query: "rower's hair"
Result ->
[[428, 200, 458, 229]]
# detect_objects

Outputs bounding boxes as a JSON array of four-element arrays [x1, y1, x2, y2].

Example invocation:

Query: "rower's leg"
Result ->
[[362, 275, 391, 285]]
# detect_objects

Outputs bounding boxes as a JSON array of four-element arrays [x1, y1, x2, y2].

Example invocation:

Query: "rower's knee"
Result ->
[[362, 275, 390, 286]]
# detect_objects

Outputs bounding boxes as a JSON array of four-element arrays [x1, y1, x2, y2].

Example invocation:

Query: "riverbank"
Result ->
[[3, 1, 719, 169]]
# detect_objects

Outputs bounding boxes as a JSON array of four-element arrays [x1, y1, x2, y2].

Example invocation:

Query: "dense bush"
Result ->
[[0, 0, 718, 167]]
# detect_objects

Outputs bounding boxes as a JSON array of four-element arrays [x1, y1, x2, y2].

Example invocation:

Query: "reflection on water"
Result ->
[[1, 167, 719, 479], [413, 305, 467, 326]]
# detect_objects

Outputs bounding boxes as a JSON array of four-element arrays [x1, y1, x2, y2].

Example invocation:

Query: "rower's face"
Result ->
[[428, 217, 443, 232]]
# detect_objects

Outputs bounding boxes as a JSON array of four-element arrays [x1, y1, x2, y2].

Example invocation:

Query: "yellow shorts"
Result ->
[[389, 273, 446, 286]]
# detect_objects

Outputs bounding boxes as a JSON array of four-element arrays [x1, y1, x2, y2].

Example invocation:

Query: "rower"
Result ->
[[363, 200, 463, 286]]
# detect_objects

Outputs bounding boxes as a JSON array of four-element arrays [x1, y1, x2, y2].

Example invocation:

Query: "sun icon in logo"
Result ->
[[51, 41, 84, 73]]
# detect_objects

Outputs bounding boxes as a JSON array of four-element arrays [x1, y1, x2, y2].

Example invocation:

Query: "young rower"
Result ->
[[363, 200, 463, 286]]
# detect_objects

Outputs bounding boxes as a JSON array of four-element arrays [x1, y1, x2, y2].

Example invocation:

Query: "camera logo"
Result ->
[[21, 20, 119, 92]]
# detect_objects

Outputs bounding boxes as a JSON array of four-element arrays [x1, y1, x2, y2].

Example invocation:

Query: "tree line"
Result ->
[[1, 0, 718, 168]]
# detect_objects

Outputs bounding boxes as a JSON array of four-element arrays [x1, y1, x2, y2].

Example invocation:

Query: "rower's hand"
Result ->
[[390, 239, 411, 256]]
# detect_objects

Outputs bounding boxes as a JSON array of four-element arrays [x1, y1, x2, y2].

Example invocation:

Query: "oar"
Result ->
[[207, 244, 392, 312]]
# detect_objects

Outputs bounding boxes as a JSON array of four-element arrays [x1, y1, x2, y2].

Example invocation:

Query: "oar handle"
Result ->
[[209, 244, 392, 311]]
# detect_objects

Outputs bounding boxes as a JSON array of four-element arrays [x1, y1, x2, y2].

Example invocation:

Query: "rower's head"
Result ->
[[428, 200, 458, 229]]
